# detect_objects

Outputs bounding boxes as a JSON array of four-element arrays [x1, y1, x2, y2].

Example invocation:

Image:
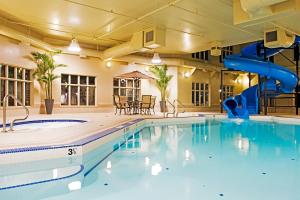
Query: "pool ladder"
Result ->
[[2, 94, 29, 132], [165, 99, 186, 117]]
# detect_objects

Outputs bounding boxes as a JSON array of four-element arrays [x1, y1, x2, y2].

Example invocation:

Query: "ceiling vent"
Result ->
[[210, 47, 222, 56], [264, 28, 295, 48], [210, 41, 222, 56], [102, 27, 165, 60], [143, 27, 165, 49]]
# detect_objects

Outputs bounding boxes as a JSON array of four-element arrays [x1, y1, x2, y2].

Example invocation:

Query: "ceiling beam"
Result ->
[[94, 0, 183, 40]]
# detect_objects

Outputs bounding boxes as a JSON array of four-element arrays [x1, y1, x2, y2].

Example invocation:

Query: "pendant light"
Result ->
[[68, 37, 81, 52], [151, 52, 162, 64]]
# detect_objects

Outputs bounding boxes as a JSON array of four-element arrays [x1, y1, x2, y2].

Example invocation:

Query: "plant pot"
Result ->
[[45, 99, 54, 114], [160, 101, 168, 112]]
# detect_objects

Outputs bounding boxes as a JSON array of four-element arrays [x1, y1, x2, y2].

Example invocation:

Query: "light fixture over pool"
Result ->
[[68, 37, 81, 52], [151, 53, 161, 64]]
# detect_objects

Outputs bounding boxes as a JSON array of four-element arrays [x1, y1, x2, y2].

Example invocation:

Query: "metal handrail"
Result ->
[[166, 99, 175, 117], [165, 99, 187, 117], [2, 94, 29, 132], [174, 99, 186, 117]]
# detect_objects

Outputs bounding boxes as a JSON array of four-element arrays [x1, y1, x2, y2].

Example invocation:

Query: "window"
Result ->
[[61, 74, 96, 106], [192, 50, 209, 61], [0, 64, 31, 107], [219, 46, 233, 63], [192, 82, 210, 106], [222, 85, 234, 100], [113, 78, 140, 101]]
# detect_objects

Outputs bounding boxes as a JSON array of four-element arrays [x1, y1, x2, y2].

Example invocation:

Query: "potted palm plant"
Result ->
[[30, 51, 66, 114], [150, 65, 173, 112]]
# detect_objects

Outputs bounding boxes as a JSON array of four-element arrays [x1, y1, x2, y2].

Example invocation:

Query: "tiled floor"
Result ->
[[0, 112, 206, 150]]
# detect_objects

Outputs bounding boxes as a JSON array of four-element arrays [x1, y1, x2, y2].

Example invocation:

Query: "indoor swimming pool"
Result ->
[[1, 117, 300, 200]]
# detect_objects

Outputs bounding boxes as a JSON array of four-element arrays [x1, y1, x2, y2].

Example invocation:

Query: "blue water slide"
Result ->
[[223, 36, 300, 119]]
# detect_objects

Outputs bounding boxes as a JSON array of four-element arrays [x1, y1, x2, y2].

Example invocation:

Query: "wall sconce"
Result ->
[[183, 66, 196, 78], [106, 61, 112, 68], [184, 71, 191, 78]]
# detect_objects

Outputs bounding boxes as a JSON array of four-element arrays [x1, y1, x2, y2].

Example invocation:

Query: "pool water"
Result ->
[[0, 119, 87, 133], [13, 121, 84, 130], [1, 118, 300, 200]]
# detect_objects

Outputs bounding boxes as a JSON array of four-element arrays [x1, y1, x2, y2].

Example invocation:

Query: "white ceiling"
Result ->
[[0, 0, 299, 54]]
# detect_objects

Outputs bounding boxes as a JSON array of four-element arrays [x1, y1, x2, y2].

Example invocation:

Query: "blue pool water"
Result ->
[[1, 118, 300, 200]]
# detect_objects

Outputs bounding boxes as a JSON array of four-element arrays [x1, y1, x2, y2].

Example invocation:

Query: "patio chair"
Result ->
[[120, 96, 132, 114], [113, 95, 130, 115], [140, 95, 152, 115], [150, 96, 156, 115]]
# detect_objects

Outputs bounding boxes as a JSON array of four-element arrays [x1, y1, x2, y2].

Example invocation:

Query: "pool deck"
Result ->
[[0, 112, 208, 151], [0, 113, 142, 150]]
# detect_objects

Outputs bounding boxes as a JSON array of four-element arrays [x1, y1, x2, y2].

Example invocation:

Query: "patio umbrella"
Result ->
[[117, 70, 154, 80], [116, 70, 154, 100]]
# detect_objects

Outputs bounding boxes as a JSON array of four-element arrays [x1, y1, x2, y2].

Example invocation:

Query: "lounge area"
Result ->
[[113, 94, 156, 115]]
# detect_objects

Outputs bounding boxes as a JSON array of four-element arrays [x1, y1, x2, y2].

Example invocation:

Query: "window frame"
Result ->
[[192, 50, 209, 61], [222, 85, 234, 100], [113, 78, 141, 101], [0, 64, 32, 107], [219, 46, 233, 63], [60, 74, 97, 107], [192, 82, 210, 107]]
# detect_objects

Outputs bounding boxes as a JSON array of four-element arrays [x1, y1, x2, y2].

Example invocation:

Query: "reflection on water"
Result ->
[[128, 119, 300, 160], [80, 119, 300, 200], [235, 136, 250, 154]]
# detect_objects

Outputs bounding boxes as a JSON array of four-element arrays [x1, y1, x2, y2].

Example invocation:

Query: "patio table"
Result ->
[[127, 100, 141, 114]]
